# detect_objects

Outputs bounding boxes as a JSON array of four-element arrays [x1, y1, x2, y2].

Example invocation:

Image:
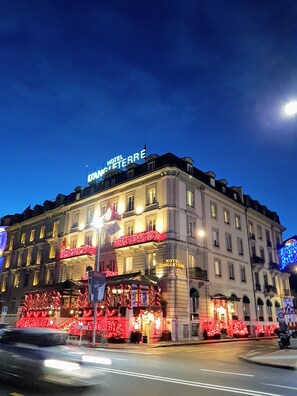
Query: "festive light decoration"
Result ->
[[279, 239, 297, 270], [60, 245, 97, 259], [114, 230, 165, 248]]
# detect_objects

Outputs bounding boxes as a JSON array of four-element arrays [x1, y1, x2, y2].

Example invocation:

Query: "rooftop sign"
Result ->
[[87, 149, 146, 183]]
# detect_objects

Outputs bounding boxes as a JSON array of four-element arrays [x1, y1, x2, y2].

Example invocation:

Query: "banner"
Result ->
[[88, 271, 106, 303]]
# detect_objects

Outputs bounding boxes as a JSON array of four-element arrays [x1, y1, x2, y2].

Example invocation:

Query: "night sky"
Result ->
[[1, 1, 297, 239]]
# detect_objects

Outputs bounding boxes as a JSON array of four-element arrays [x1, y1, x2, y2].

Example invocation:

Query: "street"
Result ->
[[1, 340, 296, 396]]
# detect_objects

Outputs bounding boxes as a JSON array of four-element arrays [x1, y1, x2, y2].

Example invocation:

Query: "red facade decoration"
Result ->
[[60, 245, 97, 259], [114, 230, 165, 248]]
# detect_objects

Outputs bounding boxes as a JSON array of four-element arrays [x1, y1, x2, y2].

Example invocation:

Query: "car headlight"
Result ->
[[44, 359, 81, 372], [82, 355, 112, 365]]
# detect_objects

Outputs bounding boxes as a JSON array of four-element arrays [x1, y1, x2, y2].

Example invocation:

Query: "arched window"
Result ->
[[257, 298, 264, 321], [266, 300, 272, 321], [242, 295, 250, 320], [190, 288, 199, 313]]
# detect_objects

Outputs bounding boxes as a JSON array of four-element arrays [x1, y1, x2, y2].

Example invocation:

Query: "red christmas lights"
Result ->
[[60, 245, 97, 259], [114, 230, 165, 248]]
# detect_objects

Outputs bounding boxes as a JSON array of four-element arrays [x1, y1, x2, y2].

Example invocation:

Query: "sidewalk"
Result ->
[[83, 337, 297, 370]]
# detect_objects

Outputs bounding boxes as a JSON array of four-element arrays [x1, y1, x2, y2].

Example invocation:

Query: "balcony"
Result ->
[[251, 256, 264, 269], [264, 285, 277, 297], [255, 283, 261, 291], [267, 240, 272, 248], [60, 245, 97, 259], [189, 267, 208, 281], [114, 230, 165, 248], [249, 233, 256, 240]]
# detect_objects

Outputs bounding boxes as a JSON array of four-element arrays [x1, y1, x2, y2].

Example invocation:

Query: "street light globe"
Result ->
[[92, 216, 104, 229], [284, 101, 297, 116], [197, 229, 205, 238]]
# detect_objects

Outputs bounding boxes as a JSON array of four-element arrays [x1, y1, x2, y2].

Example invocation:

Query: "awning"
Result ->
[[257, 298, 264, 305], [266, 299, 272, 306], [275, 301, 281, 308], [243, 295, 250, 304], [211, 293, 240, 302]]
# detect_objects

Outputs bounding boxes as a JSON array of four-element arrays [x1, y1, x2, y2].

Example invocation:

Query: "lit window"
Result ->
[[30, 229, 36, 242], [40, 226, 45, 239], [147, 186, 156, 205], [52, 222, 59, 238], [235, 214, 241, 230], [49, 244, 56, 259], [125, 257, 133, 273], [125, 223, 134, 236], [145, 253, 156, 274], [101, 205, 107, 216], [18, 252, 23, 267], [127, 195, 134, 212], [188, 254, 195, 268], [112, 202, 118, 213], [187, 190, 194, 207], [187, 220, 195, 237], [26, 250, 32, 266], [87, 206, 94, 224], [13, 273, 19, 288], [5, 255, 11, 268], [223, 209, 230, 224], [21, 232, 26, 244], [1, 276, 6, 292], [33, 270, 39, 286], [9, 235, 14, 250], [85, 232, 93, 246], [147, 218, 156, 231], [248, 222, 254, 234], [210, 203, 217, 219], [36, 247, 42, 264], [214, 259, 221, 277], [187, 164, 193, 174]]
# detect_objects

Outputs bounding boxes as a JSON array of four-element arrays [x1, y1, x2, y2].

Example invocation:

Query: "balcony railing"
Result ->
[[255, 284, 261, 291], [251, 256, 264, 265], [269, 262, 279, 271], [249, 233, 256, 240], [60, 245, 97, 259], [264, 285, 277, 295], [189, 267, 208, 281]]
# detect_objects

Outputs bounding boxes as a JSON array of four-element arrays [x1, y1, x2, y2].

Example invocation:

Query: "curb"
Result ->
[[238, 355, 296, 371]]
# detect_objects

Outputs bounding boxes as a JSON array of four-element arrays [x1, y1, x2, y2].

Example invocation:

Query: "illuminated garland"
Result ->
[[279, 241, 297, 270], [114, 230, 164, 248], [60, 245, 97, 259]]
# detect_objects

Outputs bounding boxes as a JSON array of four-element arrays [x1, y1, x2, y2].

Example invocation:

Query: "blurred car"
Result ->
[[0, 327, 112, 387]]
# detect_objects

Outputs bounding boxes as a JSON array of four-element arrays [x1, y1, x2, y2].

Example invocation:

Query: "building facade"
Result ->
[[0, 152, 291, 341]]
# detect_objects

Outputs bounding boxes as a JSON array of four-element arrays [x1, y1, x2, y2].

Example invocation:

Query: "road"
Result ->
[[1, 340, 296, 396]]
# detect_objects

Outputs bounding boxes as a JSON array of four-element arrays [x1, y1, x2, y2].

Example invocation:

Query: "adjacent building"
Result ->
[[0, 151, 292, 341]]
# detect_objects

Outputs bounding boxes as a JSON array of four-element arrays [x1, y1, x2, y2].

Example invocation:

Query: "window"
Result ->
[[86, 206, 94, 225], [188, 254, 195, 268], [235, 214, 241, 230], [111, 178, 116, 187], [21, 232, 26, 244], [72, 211, 79, 228], [243, 296, 250, 319], [210, 178, 215, 187], [257, 225, 263, 240], [187, 220, 195, 237], [187, 164, 193, 174], [112, 201, 118, 213], [187, 190, 194, 207], [52, 221, 59, 238], [49, 244, 56, 259], [85, 232, 93, 246], [125, 257, 133, 273], [18, 252, 23, 267], [127, 170, 134, 179], [266, 300, 272, 320], [9, 235, 14, 250], [127, 195, 134, 211], [5, 255, 11, 268], [107, 259, 116, 272], [145, 253, 156, 274], [214, 259, 222, 277], [268, 251, 273, 263], [70, 236, 77, 249], [33, 270, 39, 286], [265, 229, 271, 242], [263, 272, 268, 287], [226, 233, 232, 252], [125, 223, 134, 236], [240, 266, 246, 282], [40, 226, 45, 239], [26, 250, 32, 266], [1, 275, 7, 292], [210, 203, 217, 219], [257, 298, 264, 320], [237, 237, 244, 255], [36, 247, 42, 264], [101, 205, 107, 216], [251, 245, 256, 257], [30, 229, 35, 242], [23, 272, 29, 287], [255, 272, 260, 289], [223, 209, 230, 224], [228, 262, 234, 280], [148, 161, 155, 172], [147, 186, 156, 205], [147, 218, 156, 231], [260, 246, 265, 262], [45, 267, 54, 284], [248, 222, 254, 235], [13, 273, 20, 288], [212, 228, 219, 247]]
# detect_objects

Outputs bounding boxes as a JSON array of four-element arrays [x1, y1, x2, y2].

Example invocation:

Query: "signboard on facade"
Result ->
[[277, 308, 285, 323], [158, 259, 185, 270], [88, 271, 106, 303], [87, 148, 146, 183]]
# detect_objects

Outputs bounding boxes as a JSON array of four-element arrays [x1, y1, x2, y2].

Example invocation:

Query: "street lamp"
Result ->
[[92, 216, 104, 347], [284, 101, 297, 116]]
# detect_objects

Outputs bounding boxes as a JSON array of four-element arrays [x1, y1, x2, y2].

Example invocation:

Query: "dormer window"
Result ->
[[127, 170, 134, 179], [210, 178, 215, 187], [187, 164, 193, 174], [147, 162, 155, 172]]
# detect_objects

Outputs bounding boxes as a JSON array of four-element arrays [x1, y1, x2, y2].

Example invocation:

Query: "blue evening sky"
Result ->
[[1, 0, 297, 239]]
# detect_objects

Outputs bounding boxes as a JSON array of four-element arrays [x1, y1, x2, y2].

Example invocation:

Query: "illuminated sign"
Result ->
[[158, 259, 184, 269], [88, 149, 146, 183]]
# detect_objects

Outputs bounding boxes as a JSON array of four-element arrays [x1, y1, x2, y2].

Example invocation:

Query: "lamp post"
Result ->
[[92, 216, 103, 347], [186, 237, 191, 343]]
